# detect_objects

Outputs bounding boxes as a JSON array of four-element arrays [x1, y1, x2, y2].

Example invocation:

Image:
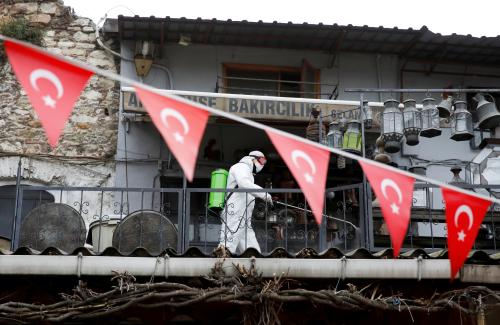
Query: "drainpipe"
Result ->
[[10, 158, 22, 251], [2, 255, 497, 282], [0, 256, 440, 278]]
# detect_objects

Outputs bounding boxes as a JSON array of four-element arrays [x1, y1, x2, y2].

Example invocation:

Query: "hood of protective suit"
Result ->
[[238, 155, 263, 174], [239, 156, 254, 170]]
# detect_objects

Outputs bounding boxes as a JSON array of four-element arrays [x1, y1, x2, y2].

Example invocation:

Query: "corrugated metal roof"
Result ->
[[1, 246, 499, 263], [103, 16, 500, 67]]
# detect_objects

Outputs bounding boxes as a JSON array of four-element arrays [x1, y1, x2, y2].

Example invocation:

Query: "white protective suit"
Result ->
[[219, 155, 272, 253]]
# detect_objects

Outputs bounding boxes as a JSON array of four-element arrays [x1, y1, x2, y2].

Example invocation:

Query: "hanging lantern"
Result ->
[[420, 98, 442, 138], [362, 100, 373, 129], [337, 156, 346, 169], [449, 165, 466, 185], [473, 93, 500, 129], [373, 135, 391, 164], [437, 95, 453, 118], [306, 110, 326, 143], [381, 99, 404, 153], [326, 121, 343, 149], [403, 99, 422, 146], [408, 166, 428, 208], [450, 101, 473, 141], [342, 119, 362, 154], [339, 115, 348, 132]]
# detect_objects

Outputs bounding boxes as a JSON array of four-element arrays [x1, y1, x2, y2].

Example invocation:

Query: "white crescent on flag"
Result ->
[[29, 69, 64, 99], [454, 204, 474, 231], [160, 108, 190, 134], [160, 107, 190, 143], [291, 149, 317, 183], [380, 178, 403, 203]]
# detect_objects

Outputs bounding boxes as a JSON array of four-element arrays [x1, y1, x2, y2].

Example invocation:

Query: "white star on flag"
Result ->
[[42, 94, 56, 108], [304, 172, 314, 184], [173, 132, 184, 143], [457, 230, 466, 242], [390, 202, 400, 215]]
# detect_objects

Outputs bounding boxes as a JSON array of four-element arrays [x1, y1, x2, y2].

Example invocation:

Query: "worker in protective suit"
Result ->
[[219, 151, 273, 254]]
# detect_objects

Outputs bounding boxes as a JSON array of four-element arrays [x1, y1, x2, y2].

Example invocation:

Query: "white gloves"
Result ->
[[265, 193, 274, 207]]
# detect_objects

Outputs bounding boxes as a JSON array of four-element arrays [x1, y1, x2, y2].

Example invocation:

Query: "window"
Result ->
[[221, 61, 320, 98]]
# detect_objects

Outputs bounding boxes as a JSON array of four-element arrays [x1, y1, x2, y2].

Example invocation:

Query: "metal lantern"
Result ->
[[473, 93, 500, 129], [373, 135, 391, 164], [326, 121, 343, 149], [450, 101, 473, 141], [381, 99, 404, 153], [420, 98, 442, 138], [339, 116, 348, 132], [342, 119, 362, 154], [362, 100, 373, 129], [437, 95, 453, 118], [409, 165, 427, 177], [134, 41, 155, 77], [337, 156, 346, 169], [449, 165, 466, 185], [306, 117, 326, 143], [403, 99, 422, 146], [408, 166, 429, 208]]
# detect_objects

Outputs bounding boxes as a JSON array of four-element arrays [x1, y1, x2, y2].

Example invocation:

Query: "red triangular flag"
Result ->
[[135, 87, 209, 181], [441, 187, 491, 279], [4, 40, 93, 148], [266, 131, 329, 224], [360, 161, 415, 257]]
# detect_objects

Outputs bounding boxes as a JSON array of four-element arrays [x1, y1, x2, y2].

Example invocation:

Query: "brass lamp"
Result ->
[[374, 135, 391, 164]]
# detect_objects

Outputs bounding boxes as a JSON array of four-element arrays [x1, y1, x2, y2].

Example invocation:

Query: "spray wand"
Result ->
[[273, 201, 359, 229]]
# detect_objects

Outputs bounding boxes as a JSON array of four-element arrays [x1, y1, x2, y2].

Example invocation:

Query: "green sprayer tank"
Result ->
[[209, 169, 229, 209]]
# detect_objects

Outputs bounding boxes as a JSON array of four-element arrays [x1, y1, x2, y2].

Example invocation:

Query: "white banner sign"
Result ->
[[122, 91, 382, 125]]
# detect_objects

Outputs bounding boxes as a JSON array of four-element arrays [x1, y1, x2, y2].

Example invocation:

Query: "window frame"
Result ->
[[222, 62, 320, 98]]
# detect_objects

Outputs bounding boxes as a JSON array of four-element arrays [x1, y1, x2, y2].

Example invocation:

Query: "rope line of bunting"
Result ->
[[1, 34, 496, 279]]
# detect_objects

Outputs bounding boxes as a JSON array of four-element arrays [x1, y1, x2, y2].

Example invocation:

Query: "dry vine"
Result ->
[[0, 261, 498, 324]]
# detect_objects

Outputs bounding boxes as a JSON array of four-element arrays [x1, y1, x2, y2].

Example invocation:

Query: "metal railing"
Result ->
[[184, 184, 364, 254], [371, 183, 500, 253], [216, 76, 339, 99], [7, 183, 500, 254], [10, 187, 183, 253]]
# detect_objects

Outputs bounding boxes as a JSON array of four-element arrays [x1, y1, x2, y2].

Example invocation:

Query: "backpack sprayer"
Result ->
[[208, 169, 229, 209]]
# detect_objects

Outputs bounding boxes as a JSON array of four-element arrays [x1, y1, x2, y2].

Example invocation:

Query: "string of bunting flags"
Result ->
[[1, 34, 497, 279]]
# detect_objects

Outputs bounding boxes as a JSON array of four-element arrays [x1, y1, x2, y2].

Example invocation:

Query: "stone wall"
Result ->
[[0, 0, 119, 187]]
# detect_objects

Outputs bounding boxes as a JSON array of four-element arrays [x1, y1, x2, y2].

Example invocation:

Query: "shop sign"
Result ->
[[122, 90, 381, 125]]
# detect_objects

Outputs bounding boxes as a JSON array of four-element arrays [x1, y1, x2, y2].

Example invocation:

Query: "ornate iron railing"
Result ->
[[7, 184, 500, 254]]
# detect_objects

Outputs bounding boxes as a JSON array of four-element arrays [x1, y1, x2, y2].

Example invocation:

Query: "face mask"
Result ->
[[254, 160, 264, 173]]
